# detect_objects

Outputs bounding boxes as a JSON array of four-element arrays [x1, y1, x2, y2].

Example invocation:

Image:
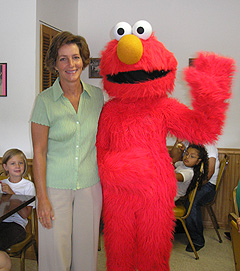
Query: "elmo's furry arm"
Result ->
[[96, 108, 110, 167], [167, 52, 235, 144]]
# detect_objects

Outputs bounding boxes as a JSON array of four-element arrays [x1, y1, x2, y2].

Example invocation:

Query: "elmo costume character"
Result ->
[[96, 20, 235, 271]]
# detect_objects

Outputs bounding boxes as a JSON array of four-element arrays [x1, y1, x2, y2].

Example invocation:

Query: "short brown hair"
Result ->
[[45, 31, 90, 74], [2, 149, 28, 176]]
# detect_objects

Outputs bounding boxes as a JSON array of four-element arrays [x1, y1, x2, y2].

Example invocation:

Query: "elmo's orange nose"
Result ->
[[117, 35, 143, 65]]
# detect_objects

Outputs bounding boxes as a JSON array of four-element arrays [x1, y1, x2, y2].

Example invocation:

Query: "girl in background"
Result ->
[[0, 149, 35, 251], [174, 144, 209, 202]]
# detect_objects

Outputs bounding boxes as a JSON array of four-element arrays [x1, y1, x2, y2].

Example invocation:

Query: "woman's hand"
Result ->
[[175, 139, 186, 151], [170, 139, 186, 164], [37, 197, 55, 229]]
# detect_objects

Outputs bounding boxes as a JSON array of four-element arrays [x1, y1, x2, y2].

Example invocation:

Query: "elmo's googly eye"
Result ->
[[132, 20, 152, 40], [113, 22, 132, 41]]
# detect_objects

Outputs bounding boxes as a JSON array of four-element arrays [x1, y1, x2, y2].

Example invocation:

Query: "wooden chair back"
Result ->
[[229, 213, 240, 271], [174, 181, 200, 259], [215, 154, 229, 194]]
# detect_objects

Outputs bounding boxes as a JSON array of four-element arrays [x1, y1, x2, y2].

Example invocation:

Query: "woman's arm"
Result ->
[[202, 157, 216, 185], [169, 139, 186, 164], [31, 122, 54, 229]]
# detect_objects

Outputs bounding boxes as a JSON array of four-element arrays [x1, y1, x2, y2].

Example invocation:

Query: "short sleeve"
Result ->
[[175, 161, 181, 168], [175, 163, 194, 183], [180, 169, 194, 183], [31, 95, 50, 126], [24, 181, 36, 196], [205, 144, 218, 159]]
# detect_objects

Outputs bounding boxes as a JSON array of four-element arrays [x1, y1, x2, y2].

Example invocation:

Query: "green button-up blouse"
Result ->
[[31, 78, 104, 190]]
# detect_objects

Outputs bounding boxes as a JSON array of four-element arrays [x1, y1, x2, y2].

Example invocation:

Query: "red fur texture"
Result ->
[[97, 28, 235, 271]]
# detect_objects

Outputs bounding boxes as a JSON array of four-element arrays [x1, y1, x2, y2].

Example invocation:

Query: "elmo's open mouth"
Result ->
[[106, 69, 170, 84]]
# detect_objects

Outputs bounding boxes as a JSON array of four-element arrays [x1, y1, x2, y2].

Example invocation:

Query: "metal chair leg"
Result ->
[[33, 240, 38, 262], [206, 206, 222, 243], [179, 219, 199, 260], [20, 250, 26, 271], [207, 205, 220, 229]]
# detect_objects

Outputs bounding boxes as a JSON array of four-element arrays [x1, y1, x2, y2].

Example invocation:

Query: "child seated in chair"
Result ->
[[0, 149, 35, 251], [174, 144, 209, 203], [171, 139, 220, 251]]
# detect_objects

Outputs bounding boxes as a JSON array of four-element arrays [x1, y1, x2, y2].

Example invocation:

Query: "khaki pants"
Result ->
[[38, 182, 102, 271]]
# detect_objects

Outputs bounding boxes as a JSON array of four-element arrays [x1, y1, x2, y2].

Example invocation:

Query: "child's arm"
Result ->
[[1, 183, 14, 195], [18, 206, 32, 219], [6, 197, 32, 219], [175, 172, 184, 182], [175, 163, 193, 183]]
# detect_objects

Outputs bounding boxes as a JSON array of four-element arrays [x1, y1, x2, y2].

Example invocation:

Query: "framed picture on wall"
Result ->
[[89, 58, 102, 78], [0, 63, 7, 97], [189, 58, 196, 67]]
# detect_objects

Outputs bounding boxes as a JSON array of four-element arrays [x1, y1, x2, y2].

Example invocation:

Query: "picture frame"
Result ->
[[189, 58, 196, 67], [0, 63, 7, 97], [89, 58, 102, 78]]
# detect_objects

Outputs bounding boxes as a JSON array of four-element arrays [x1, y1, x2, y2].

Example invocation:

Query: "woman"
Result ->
[[31, 31, 104, 271]]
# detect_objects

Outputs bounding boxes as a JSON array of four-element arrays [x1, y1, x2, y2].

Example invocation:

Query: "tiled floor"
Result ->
[[170, 228, 235, 271], [11, 229, 235, 270]]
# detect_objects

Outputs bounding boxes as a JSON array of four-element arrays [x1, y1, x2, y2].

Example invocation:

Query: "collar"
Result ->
[[52, 78, 91, 101]]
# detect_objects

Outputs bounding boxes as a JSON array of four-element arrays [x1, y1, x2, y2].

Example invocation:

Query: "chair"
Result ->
[[0, 175, 38, 271], [6, 208, 38, 271], [229, 213, 240, 271], [203, 154, 229, 243], [0, 175, 7, 180], [174, 181, 200, 260]]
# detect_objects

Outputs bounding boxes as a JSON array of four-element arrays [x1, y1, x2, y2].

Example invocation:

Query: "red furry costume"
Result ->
[[96, 20, 235, 271]]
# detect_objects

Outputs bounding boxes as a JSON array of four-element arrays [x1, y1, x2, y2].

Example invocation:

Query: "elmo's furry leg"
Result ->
[[103, 192, 137, 271], [135, 199, 175, 271]]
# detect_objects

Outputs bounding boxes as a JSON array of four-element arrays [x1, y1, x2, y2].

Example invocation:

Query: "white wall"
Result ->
[[0, 0, 239, 159], [0, 0, 79, 158], [37, 0, 78, 34], [35, 0, 79, 100], [0, 0, 37, 157], [79, 0, 240, 148]]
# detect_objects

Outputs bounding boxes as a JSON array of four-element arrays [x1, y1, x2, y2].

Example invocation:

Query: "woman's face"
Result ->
[[183, 147, 201, 167], [55, 43, 83, 84]]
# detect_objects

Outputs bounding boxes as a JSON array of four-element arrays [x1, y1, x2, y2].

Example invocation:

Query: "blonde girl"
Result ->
[[0, 149, 35, 251]]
